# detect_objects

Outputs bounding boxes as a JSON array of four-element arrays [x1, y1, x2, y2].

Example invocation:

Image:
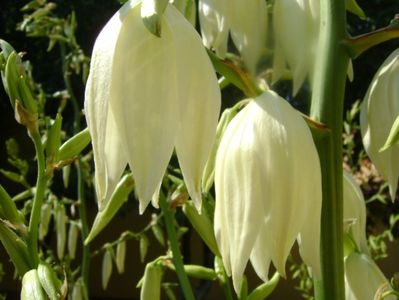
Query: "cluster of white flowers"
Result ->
[[84, 0, 397, 298]]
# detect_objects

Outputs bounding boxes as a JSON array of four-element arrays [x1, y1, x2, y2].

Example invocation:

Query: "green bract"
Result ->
[[84, 0, 221, 213], [214, 90, 322, 291], [360, 48, 399, 201]]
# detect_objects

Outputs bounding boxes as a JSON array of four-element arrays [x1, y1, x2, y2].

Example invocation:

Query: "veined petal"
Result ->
[[109, 3, 181, 213], [198, 0, 230, 57], [230, 0, 267, 74], [215, 102, 265, 292], [167, 5, 221, 211], [84, 0, 137, 208], [253, 92, 319, 276], [273, 0, 319, 94], [360, 49, 399, 200]]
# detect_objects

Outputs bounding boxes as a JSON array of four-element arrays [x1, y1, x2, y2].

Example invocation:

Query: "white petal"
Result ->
[[198, 0, 230, 57], [273, 0, 319, 93], [230, 0, 268, 74], [84, 0, 137, 208], [343, 171, 369, 255], [166, 6, 221, 211], [109, 4, 181, 212], [360, 49, 399, 200], [345, 253, 394, 300], [215, 102, 265, 292]]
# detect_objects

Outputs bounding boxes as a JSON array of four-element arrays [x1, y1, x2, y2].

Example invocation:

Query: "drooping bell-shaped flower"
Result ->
[[360, 48, 399, 201], [272, 0, 320, 94], [345, 252, 394, 300], [214, 90, 322, 291], [343, 171, 369, 255], [198, 0, 268, 73], [85, 0, 221, 213]]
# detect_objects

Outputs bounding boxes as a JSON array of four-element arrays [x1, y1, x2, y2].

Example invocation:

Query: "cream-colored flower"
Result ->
[[198, 0, 268, 73], [85, 0, 221, 213], [272, 0, 320, 95], [360, 48, 399, 201], [345, 252, 394, 300], [214, 90, 322, 291], [343, 171, 369, 255]]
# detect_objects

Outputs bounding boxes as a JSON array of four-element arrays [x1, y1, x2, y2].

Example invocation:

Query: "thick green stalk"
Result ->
[[309, 0, 349, 299], [159, 193, 195, 300], [28, 130, 47, 267]]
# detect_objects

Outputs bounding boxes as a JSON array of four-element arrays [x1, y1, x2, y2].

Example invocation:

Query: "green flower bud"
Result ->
[[140, 262, 163, 300], [45, 114, 62, 165], [67, 222, 79, 260], [116, 240, 126, 274], [102, 248, 113, 290], [57, 127, 91, 162], [55, 203, 67, 260], [39, 203, 52, 241]]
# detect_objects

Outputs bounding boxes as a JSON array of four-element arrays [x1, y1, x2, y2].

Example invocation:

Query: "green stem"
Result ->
[[159, 193, 195, 300], [309, 0, 349, 299], [28, 130, 47, 267]]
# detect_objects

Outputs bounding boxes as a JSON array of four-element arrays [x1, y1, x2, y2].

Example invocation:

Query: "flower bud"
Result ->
[[360, 48, 399, 201], [140, 262, 163, 300], [215, 90, 322, 291], [57, 127, 91, 162], [345, 252, 394, 300], [85, 0, 220, 213]]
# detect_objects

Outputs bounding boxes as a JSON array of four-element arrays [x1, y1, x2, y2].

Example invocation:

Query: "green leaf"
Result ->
[[346, 0, 366, 20], [102, 249, 113, 290], [380, 115, 399, 152]]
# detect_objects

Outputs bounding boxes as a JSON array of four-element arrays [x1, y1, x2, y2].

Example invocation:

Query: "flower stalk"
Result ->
[[159, 193, 194, 300], [28, 130, 47, 267], [309, 0, 349, 299]]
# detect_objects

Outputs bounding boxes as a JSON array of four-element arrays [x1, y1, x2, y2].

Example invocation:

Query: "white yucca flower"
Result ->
[[360, 48, 399, 201], [198, 0, 268, 73], [85, 0, 221, 213], [343, 171, 369, 255], [214, 90, 322, 291], [273, 0, 320, 95], [345, 252, 394, 300]]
